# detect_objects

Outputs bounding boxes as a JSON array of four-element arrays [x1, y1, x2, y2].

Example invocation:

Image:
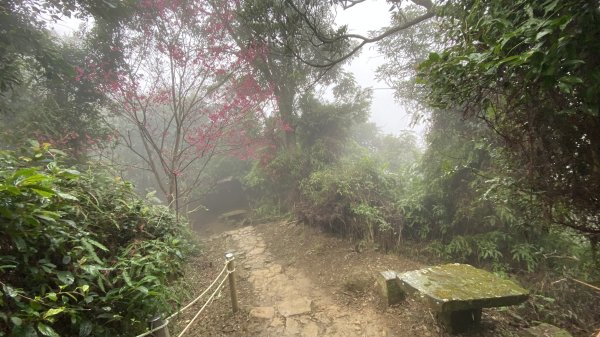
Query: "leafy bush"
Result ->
[[0, 143, 191, 336], [296, 155, 403, 250]]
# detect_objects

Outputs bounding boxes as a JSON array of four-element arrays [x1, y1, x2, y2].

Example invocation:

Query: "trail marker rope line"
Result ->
[[132, 253, 238, 337], [176, 270, 230, 337], [166, 264, 229, 321], [134, 319, 171, 337]]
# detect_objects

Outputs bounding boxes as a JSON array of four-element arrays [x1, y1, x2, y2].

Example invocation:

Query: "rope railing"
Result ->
[[166, 264, 229, 321], [176, 269, 230, 337], [133, 253, 238, 337], [134, 319, 171, 337]]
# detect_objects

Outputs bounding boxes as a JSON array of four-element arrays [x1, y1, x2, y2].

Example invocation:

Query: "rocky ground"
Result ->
[[168, 219, 550, 336]]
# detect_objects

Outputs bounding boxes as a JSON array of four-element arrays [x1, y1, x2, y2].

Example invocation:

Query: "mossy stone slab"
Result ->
[[397, 263, 529, 312]]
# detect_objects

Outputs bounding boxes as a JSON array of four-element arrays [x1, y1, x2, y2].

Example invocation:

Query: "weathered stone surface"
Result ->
[[397, 263, 529, 313], [377, 270, 404, 306], [247, 246, 265, 256], [301, 321, 320, 337], [269, 317, 285, 327], [278, 297, 312, 317], [520, 323, 573, 337], [285, 317, 301, 335], [225, 225, 389, 336], [249, 306, 275, 320]]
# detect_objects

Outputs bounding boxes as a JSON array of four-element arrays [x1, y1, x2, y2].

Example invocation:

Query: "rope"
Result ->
[[176, 271, 230, 337], [166, 263, 229, 321], [569, 277, 600, 292], [134, 319, 171, 337], [132, 259, 233, 337]]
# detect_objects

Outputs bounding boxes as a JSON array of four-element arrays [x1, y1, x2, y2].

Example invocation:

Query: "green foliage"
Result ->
[[1, 39, 112, 158], [0, 143, 191, 336], [245, 78, 372, 212], [296, 155, 403, 250], [0, 0, 136, 158], [297, 80, 371, 163], [0, 0, 133, 92], [397, 110, 599, 278], [420, 0, 600, 236]]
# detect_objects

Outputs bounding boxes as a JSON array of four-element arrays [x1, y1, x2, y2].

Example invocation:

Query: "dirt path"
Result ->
[[189, 220, 523, 337], [226, 225, 390, 337]]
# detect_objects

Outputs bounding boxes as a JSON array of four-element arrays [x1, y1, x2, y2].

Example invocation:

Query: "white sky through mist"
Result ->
[[334, 0, 426, 141]]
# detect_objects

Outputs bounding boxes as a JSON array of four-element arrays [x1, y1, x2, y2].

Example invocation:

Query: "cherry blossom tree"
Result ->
[[85, 0, 273, 217]]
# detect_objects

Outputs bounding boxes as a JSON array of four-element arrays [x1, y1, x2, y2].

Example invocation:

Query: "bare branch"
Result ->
[[339, 0, 367, 10], [283, 0, 435, 68]]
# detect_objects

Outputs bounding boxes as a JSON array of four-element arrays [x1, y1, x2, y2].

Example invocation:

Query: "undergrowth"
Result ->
[[0, 143, 193, 336]]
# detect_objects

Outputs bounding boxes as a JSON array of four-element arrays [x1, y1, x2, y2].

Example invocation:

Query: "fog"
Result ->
[[3, 2, 599, 336], [335, 0, 427, 142]]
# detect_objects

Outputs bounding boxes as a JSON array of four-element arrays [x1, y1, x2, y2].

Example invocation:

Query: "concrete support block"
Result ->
[[377, 270, 404, 306], [436, 308, 482, 334]]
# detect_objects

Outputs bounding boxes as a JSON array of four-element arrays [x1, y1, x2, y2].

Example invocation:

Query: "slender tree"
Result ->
[[84, 0, 272, 217]]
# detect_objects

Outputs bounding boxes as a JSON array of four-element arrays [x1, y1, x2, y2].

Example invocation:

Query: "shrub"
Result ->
[[0, 143, 191, 336], [296, 155, 403, 251]]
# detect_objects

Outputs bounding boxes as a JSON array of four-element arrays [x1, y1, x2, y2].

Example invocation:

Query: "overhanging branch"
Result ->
[[283, 0, 435, 68]]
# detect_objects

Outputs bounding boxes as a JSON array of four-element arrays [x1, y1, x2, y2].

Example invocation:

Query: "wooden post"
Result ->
[[148, 315, 170, 337], [225, 252, 239, 313]]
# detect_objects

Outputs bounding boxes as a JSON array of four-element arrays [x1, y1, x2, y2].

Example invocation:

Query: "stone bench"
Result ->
[[218, 209, 249, 223], [378, 263, 529, 333]]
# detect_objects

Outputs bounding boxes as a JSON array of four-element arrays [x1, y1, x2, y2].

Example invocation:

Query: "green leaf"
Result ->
[[56, 271, 74, 286], [2, 284, 18, 298], [85, 238, 109, 252], [535, 29, 552, 41], [43, 308, 65, 320], [0, 264, 16, 270], [37, 323, 60, 337], [81, 241, 102, 264], [13, 324, 37, 337], [544, 0, 558, 13], [46, 293, 57, 301], [61, 255, 71, 265], [61, 168, 80, 176], [498, 55, 522, 66], [428, 52, 441, 62], [10, 316, 22, 326], [56, 192, 78, 201], [97, 277, 105, 293], [557, 81, 571, 93], [13, 170, 46, 186], [122, 270, 133, 287], [34, 210, 60, 223], [79, 321, 93, 337], [559, 75, 583, 84], [0, 185, 20, 194], [30, 186, 56, 198]]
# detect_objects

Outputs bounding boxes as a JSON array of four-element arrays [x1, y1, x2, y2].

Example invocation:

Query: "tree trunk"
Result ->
[[277, 88, 297, 152], [167, 174, 180, 220]]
